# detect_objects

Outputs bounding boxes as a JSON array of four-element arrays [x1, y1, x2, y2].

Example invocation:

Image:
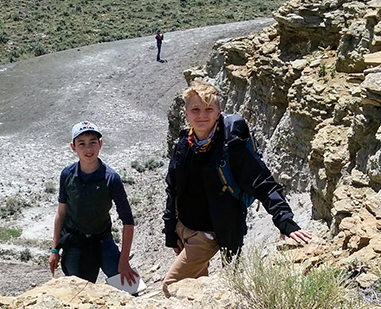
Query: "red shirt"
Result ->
[[155, 33, 163, 44]]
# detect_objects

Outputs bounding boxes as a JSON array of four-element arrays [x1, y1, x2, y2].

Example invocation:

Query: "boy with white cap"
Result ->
[[48, 121, 137, 286]]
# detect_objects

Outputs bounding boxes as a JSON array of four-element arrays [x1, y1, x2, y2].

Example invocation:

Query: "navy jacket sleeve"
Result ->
[[109, 172, 134, 226], [58, 168, 69, 204], [162, 145, 180, 248], [229, 142, 300, 236]]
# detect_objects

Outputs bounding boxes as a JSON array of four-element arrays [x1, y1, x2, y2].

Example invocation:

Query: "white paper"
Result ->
[[106, 269, 146, 294]]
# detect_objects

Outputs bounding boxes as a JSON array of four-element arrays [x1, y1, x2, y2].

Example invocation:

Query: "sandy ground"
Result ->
[[0, 18, 276, 297]]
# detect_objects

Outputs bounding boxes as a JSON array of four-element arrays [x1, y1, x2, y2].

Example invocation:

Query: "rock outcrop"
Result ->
[[170, 0, 381, 280], [0, 275, 240, 309]]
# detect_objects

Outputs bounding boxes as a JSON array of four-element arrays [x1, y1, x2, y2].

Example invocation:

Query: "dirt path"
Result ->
[[0, 18, 273, 297]]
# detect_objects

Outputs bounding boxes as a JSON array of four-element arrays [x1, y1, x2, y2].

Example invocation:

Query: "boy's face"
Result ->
[[70, 133, 102, 165], [185, 94, 221, 140]]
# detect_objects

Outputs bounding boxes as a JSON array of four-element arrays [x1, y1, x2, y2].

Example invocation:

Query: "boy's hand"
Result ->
[[118, 262, 138, 286], [289, 229, 312, 244], [173, 239, 184, 255], [48, 252, 60, 276]]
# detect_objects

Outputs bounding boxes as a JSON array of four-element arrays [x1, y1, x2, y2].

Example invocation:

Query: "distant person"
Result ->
[[48, 121, 137, 286], [162, 80, 312, 298], [155, 29, 164, 62]]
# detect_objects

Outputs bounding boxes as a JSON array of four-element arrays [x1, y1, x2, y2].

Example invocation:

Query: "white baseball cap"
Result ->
[[72, 121, 102, 141]]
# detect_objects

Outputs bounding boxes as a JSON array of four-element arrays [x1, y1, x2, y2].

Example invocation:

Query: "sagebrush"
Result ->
[[0, 0, 287, 64]]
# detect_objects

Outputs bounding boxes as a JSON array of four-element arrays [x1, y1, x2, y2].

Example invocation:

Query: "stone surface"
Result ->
[[356, 273, 380, 289], [364, 51, 381, 65], [0, 275, 240, 309]]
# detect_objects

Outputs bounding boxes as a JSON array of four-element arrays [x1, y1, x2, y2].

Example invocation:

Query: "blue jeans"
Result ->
[[157, 43, 162, 61], [63, 233, 120, 279]]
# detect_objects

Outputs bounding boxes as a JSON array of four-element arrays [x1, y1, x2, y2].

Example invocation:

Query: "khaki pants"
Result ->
[[162, 220, 219, 298]]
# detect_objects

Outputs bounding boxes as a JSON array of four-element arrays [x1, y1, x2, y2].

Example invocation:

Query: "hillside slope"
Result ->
[[0, 18, 273, 297]]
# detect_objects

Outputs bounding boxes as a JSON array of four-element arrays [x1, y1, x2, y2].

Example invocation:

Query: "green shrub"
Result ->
[[125, 177, 135, 185], [223, 247, 360, 309], [75, 4, 83, 13], [161, 3, 170, 10], [33, 43, 46, 56], [330, 68, 336, 78], [225, 12, 235, 19], [131, 160, 145, 173], [0, 31, 9, 43], [6, 47, 20, 62], [146, 4, 154, 11], [131, 159, 164, 172], [119, 169, 135, 185], [0, 196, 31, 218], [44, 181, 57, 194], [20, 248, 32, 262], [318, 65, 327, 77], [11, 13, 21, 21], [128, 196, 141, 206], [0, 227, 22, 242], [144, 158, 164, 170], [345, 257, 368, 278]]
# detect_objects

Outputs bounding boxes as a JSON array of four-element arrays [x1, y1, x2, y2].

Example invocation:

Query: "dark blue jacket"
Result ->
[[59, 159, 134, 234], [163, 114, 300, 254]]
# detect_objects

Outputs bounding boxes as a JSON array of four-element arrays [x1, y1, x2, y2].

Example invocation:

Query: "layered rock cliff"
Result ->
[[172, 0, 381, 277]]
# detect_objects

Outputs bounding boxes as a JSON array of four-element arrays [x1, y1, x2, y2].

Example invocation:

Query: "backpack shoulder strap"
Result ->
[[217, 150, 240, 199], [218, 114, 257, 207]]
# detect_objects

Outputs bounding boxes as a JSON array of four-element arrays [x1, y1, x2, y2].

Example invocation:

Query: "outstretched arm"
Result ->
[[230, 143, 312, 243]]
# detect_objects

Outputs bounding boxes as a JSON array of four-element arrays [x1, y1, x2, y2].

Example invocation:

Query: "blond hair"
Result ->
[[183, 80, 220, 109]]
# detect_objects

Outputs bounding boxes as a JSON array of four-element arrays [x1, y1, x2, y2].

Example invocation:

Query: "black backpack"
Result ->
[[217, 114, 262, 208]]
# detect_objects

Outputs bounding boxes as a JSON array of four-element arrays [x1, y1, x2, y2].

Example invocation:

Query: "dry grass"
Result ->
[[223, 247, 361, 309]]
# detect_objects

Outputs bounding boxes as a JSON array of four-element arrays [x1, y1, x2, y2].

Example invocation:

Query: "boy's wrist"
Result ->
[[51, 248, 59, 254]]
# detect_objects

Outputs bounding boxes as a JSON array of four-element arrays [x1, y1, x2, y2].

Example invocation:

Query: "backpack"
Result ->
[[217, 114, 262, 209]]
